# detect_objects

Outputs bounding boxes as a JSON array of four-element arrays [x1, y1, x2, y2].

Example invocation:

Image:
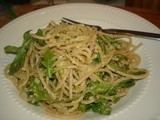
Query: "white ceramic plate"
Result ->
[[0, 3, 160, 120]]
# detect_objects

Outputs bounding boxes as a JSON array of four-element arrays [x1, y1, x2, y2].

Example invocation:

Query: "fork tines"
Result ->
[[62, 17, 81, 25], [61, 17, 102, 30]]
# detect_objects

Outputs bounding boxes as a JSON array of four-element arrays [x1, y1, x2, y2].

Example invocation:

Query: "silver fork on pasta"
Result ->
[[62, 17, 160, 40]]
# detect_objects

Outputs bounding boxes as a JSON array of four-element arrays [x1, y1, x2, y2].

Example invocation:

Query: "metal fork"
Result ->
[[62, 17, 160, 40]]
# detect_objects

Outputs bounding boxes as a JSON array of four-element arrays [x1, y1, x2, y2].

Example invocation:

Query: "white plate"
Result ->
[[0, 3, 160, 120]]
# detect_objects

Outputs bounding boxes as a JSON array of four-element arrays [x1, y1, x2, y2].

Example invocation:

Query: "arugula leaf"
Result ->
[[92, 52, 101, 64], [97, 36, 107, 54], [108, 79, 135, 96], [113, 96, 120, 103], [128, 68, 148, 75], [35, 29, 46, 46], [23, 30, 32, 50], [78, 97, 112, 115], [78, 103, 91, 112], [111, 41, 121, 49], [92, 98, 112, 115], [103, 35, 121, 49], [36, 29, 43, 36], [41, 50, 56, 78], [4, 45, 19, 54], [27, 76, 51, 104], [103, 35, 114, 42], [8, 31, 32, 75], [87, 81, 110, 94], [108, 61, 129, 72], [97, 71, 106, 80], [9, 47, 26, 75], [78, 103, 87, 112]]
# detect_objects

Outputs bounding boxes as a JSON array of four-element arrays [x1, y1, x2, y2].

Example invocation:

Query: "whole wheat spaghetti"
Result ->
[[4, 22, 149, 118]]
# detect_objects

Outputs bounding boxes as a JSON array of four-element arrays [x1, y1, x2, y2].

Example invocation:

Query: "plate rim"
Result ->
[[0, 3, 159, 120]]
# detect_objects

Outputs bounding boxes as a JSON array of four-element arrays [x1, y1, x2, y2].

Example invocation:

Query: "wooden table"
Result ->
[[0, 4, 160, 29]]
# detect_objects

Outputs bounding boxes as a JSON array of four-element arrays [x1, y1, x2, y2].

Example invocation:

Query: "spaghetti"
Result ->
[[4, 22, 149, 118]]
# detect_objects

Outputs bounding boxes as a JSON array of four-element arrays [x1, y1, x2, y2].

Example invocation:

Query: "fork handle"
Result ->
[[104, 29, 160, 40]]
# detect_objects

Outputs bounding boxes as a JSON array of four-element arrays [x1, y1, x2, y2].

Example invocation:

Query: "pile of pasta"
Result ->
[[4, 22, 149, 118]]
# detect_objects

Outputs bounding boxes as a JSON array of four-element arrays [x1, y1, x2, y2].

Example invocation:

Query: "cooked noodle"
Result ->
[[4, 22, 149, 118]]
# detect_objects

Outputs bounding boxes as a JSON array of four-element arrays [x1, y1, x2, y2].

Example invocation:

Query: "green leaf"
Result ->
[[113, 96, 120, 103], [78, 103, 88, 112], [23, 30, 32, 50], [35, 29, 46, 46], [108, 79, 135, 96], [108, 61, 129, 72], [128, 68, 148, 75], [27, 76, 52, 104], [96, 71, 106, 80], [41, 50, 56, 78], [97, 36, 107, 54], [78, 103, 93, 112], [87, 81, 110, 94], [4, 45, 19, 54], [92, 98, 112, 115], [103, 35, 114, 42], [111, 41, 121, 49], [120, 79, 135, 88], [92, 52, 101, 64], [9, 47, 26, 75], [36, 29, 43, 36], [103, 35, 121, 49], [8, 31, 32, 75]]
